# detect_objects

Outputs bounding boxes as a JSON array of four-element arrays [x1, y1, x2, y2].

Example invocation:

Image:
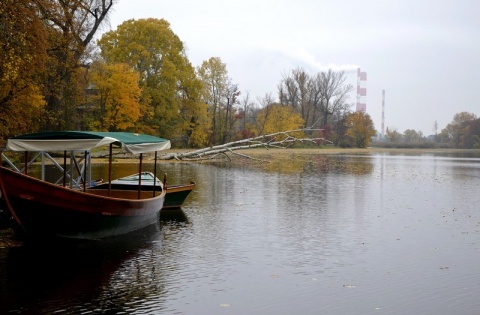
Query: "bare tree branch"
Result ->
[[160, 129, 331, 161]]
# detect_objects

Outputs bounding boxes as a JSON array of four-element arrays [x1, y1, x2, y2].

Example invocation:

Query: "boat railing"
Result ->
[[0, 149, 92, 190]]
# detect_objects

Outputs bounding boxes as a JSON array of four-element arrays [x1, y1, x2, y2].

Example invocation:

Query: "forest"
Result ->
[[1, 1, 478, 149]]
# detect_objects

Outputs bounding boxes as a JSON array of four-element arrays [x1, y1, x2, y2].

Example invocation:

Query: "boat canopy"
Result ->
[[6, 131, 171, 154]]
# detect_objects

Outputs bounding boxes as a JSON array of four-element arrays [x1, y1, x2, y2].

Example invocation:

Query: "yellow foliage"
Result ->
[[89, 62, 142, 131], [98, 18, 205, 142], [186, 101, 211, 147], [0, 1, 47, 138], [0, 82, 45, 138], [255, 104, 305, 137], [345, 111, 377, 148]]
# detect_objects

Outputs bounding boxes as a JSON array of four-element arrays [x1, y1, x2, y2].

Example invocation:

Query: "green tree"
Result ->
[[403, 129, 424, 143], [464, 118, 480, 149], [98, 18, 205, 143], [345, 111, 376, 148], [443, 112, 477, 148], [385, 127, 402, 142]]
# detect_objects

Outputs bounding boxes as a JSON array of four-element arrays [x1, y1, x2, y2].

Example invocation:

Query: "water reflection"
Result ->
[[233, 154, 374, 176], [2, 151, 480, 314], [1, 223, 168, 314], [160, 207, 189, 222]]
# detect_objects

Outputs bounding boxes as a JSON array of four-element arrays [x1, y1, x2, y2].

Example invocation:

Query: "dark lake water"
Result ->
[[1, 150, 480, 314]]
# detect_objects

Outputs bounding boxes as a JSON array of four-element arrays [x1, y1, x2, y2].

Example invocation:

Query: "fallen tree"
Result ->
[[160, 129, 331, 161]]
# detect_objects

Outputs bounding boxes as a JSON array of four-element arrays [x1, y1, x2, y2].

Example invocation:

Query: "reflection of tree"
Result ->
[[232, 154, 373, 176], [263, 154, 308, 174], [342, 158, 374, 175], [312, 156, 373, 175]]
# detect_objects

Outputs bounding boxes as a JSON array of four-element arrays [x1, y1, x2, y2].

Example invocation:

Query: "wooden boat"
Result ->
[[90, 172, 195, 209], [164, 182, 195, 209], [0, 131, 171, 240]]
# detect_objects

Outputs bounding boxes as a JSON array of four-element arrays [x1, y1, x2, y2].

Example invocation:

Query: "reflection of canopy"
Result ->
[[6, 131, 171, 154]]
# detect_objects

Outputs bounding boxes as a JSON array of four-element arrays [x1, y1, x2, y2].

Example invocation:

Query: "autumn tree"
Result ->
[[177, 65, 210, 147], [88, 62, 142, 131], [345, 111, 376, 148], [255, 93, 276, 135], [97, 18, 206, 144], [197, 57, 240, 145], [255, 95, 304, 137], [0, 0, 47, 139], [33, 0, 114, 130], [197, 57, 226, 144]]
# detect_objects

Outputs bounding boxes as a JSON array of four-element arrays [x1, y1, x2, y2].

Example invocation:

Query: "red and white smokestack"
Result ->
[[356, 68, 367, 112]]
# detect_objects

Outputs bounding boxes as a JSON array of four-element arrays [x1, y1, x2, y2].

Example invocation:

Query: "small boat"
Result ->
[[90, 172, 195, 209], [0, 131, 172, 240], [164, 182, 195, 209]]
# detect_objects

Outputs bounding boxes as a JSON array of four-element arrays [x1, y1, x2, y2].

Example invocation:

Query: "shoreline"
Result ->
[[91, 147, 480, 164], [16, 147, 479, 166]]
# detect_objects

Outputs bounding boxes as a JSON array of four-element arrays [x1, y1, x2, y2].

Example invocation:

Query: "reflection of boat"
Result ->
[[160, 207, 189, 222], [0, 131, 171, 240], [3, 223, 162, 313], [90, 172, 195, 209]]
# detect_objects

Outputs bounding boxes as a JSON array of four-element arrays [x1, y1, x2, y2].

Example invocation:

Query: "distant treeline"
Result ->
[[380, 112, 480, 149], [2, 2, 477, 150]]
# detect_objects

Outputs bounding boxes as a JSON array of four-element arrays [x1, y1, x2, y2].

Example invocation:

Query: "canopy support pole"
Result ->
[[83, 151, 87, 192], [63, 151, 67, 187], [108, 144, 113, 197], [153, 151, 158, 197], [41, 152, 45, 181], [138, 153, 143, 199]]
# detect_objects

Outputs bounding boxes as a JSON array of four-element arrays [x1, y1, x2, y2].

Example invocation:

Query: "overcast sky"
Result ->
[[105, 0, 480, 135]]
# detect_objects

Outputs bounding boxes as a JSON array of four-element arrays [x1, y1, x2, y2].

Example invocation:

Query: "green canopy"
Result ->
[[7, 131, 171, 154]]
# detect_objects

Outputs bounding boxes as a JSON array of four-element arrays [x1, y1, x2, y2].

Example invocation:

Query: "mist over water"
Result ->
[[2, 151, 480, 314]]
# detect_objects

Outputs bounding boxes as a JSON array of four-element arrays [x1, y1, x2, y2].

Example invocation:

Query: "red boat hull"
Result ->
[[0, 167, 165, 240]]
